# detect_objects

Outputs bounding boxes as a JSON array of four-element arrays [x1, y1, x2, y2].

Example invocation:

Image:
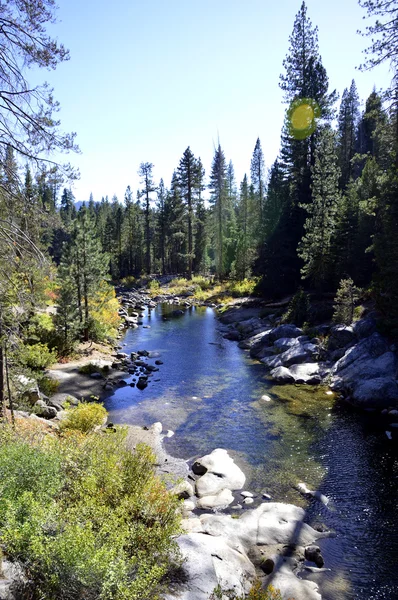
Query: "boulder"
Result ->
[[196, 488, 234, 509], [330, 333, 398, 408], [270, 363, 321, 385], [193, 448, 246, 493], [250, 325, 303, 359], [163, 532, 255, 600], [48, 393, 79, 407], [268, 324, 303, 342], [328, 325, 356, 350], [352, 316, 377, 339], [270, 366, 295, 384], [16, 374, 40, 404], [350, 377, 398, 408]]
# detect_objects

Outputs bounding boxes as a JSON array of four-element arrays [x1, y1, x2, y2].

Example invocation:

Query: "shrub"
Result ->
[[17, 342, 58, 370], [210, 581, 286, 600], [27, 312, 56, 344], [0, 422, 181, 600], [120, 275, 136, 289], [227, 279, 257, 298], [60, 402, 107, 433], [191, 275, 212, 290], [88, 282, 121, 342], [332, 278, 360, 325], [79, 362, 104, 375], [282, 288, 311, 326], [38, 375, 60, 397]]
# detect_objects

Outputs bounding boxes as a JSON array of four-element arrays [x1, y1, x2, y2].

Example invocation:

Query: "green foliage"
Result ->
[[0, 422, 181, 600], [38, 376, 60, 397], [60, 402, 108, 433], [79, 362, 104, 375], [298, 128, 341, 289], [282, 288, 311, 326], [209, 581, 286, 600], [148, 279, 160, 293], [120, 275, 136, 289], [17, 342, 58, 370], [227, 279, 257, 298], [191, 275, 212, 290], [27, 312, 56, 344], [332, 278, 360, 325]]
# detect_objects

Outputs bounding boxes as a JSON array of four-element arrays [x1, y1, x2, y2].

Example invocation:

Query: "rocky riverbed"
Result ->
[[5, 287, 398, 599], [219, 304, 398, 416]]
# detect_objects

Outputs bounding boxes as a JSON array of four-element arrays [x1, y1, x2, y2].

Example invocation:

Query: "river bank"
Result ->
[[5, 284, 398, 599]]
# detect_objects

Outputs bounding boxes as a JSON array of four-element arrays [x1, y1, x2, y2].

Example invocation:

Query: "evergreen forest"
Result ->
[[1, 1, 398, 599]]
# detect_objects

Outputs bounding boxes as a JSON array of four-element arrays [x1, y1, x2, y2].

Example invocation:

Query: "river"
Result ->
[[105, 303, 398, 600]]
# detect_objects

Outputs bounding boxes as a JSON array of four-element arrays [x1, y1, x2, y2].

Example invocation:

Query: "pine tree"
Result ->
[[359, 0, 398, 166], [168, 172, 186, 274], [263, 159, 289, 240], [298, 128, 341, 289], [156, 178, 168, 275], [71, 206, 109, 341], [60, 188, 76, 228], [233, 174, 252, 279], [138, 162, 156, 274], [124, 186, 144, 275], [209, 144, 228, 280], [193, 158, 207, 274], [257, 1, 338, 295], [338, 80, 360, 189], [177, 147, 203, 279], [250, 138, 266, 233]]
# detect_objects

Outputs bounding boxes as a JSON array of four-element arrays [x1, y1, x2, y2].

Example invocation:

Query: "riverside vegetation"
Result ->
[[1, 0, 398, 599], [0, 406, 182, 600]]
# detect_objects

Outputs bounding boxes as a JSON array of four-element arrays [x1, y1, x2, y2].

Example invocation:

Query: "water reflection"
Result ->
[[105, 304, 398, 600]]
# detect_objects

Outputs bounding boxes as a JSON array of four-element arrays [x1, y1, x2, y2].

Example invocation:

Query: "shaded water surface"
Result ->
[[105, 304, 398, 600]]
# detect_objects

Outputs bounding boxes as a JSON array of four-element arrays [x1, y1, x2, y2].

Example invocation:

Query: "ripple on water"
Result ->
[[105, 304, 398, 600]]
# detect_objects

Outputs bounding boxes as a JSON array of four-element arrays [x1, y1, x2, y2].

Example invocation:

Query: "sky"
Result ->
[[33, 0, 392, 203]]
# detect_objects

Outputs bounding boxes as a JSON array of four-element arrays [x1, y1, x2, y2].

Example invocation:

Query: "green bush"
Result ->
[[148, 279, 160, 291], [0, 423, 181, 600], [79, 362, 104, 375], [38, 375, 60, 397], [282, 288, 310, 327], [120, 275, 136, 289], [60, 402, 107, 433], [210, 581, 285, 600], [227, 279, 257, 298], [27, 312, 56, 344], [332, 278, 360, 325], [17, 342, 58, 370]]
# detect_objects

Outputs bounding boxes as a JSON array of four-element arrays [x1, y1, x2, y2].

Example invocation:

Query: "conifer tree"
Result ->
[[69, 206, 109, 341], [156, 178, 168, 275], [168, 172, 186, 273], [298, 128, 341, 289], [124, 186, 144, 275], [209, 144, 228, 280], [233, 174, 252, 279], [257, 1, 337, 295], [250, 138, 266, 232], [177, 147, 203, 279], [138, 162, 156, 274], [338, 80, 360, 189], [359, 0, 398, 165]]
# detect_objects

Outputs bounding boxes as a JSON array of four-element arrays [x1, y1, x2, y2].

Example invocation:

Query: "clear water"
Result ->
[[105, 304, 398, 600]]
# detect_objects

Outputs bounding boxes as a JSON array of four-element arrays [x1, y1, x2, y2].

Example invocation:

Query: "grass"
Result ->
[[152, 276, 258, 304]]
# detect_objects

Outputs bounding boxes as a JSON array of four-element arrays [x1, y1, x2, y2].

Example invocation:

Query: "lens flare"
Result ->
[[287, 98, 321, 140]]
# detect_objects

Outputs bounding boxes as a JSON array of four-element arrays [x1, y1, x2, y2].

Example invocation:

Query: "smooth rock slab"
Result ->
[[196, 488, 234, 509], [163, 533, 255, 600], [194, 448, 246, 493]]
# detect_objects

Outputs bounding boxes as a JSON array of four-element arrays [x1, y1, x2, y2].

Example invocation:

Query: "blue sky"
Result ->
[[37, 0, 391, 202]]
